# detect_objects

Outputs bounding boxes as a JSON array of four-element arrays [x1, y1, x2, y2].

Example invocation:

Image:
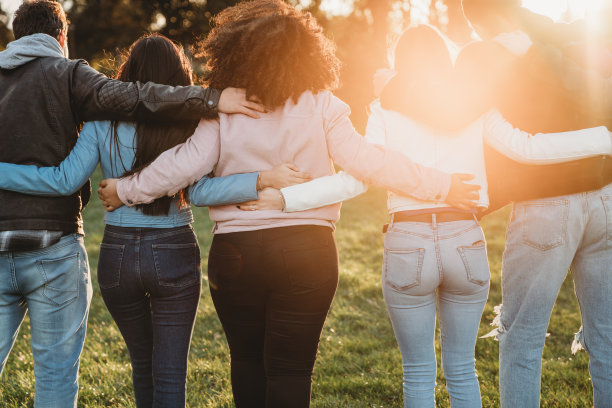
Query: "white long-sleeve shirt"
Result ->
[[281, 103, 611, 213]]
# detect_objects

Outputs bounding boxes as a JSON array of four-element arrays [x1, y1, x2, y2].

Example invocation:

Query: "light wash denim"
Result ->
[[0, 234, 92, 408], [382, 215, 490, 408], [498, 183, 612, 408], [0, 121, 259, 228]]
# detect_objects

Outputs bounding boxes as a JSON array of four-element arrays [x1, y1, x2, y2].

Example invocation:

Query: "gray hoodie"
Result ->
[[0, 33, 65, 70]]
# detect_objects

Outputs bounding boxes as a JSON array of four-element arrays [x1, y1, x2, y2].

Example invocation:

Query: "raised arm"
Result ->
[[71, 62, 263, 123], [115, 119, 221, 206], [0, 122, 100, 196], [484, 110, 612, 164]]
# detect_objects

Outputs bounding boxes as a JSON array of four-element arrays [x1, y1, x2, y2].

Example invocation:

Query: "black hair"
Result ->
[[110, 34, 197, 216]]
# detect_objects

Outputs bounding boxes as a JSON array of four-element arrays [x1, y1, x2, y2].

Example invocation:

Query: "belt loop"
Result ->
[[432, 213, 437, 229], [390, 213, 395, 226]]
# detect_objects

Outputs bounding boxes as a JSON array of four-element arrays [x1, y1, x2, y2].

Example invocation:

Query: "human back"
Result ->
[[0, 2, 89, 235]]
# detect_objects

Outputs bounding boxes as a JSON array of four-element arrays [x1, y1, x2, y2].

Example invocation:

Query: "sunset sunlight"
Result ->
[[1, 0, 611, 407]]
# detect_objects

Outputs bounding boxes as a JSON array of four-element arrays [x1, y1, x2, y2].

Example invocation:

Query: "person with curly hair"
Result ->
[[96, 1, 480, 406]]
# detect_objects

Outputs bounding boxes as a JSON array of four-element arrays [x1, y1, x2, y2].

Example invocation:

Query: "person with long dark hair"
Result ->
[[0, 33, 303, 407], [96, 2, 484, 406]]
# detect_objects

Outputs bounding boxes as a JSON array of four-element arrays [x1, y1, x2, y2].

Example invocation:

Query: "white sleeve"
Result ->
[[365, 100, 386, 146], [484, 110, 612, 164], [280, 171, 368, 213]]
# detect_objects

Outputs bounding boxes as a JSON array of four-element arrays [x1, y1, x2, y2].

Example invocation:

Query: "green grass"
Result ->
[[0, 168, 592, 407]]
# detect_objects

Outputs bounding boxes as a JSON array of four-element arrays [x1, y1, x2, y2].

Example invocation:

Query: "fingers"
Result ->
[[463, 183, 480, 192], [294, 171, 311, 180], [238, 106, 260, 119], [244, 100, 266, 113], [284, 163, 299, 172], [289, 174, 312, 185]]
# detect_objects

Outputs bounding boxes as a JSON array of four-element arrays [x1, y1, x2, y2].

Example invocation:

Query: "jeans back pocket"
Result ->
[[98, 243, 125, 289], [383, 248, 425, 291], [457, 242, 490, 286], [152, 243, 201, 288], [517, 199, 569, 251], [37, 252, 81, 306]]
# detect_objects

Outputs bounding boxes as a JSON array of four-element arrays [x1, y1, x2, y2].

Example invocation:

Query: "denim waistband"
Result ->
[[103, 224, 194, 240]]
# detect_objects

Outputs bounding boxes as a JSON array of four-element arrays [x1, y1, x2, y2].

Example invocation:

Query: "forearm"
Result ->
[[0, 127, 98, 196], [281, 171, 368, 212], [485, 111, 612, 164], [189, 173, 259, 207], [0, 163, 88, 196], [327, 120, 450, 201], [73, 63, 220, 123], [116, 119, 220, 206]]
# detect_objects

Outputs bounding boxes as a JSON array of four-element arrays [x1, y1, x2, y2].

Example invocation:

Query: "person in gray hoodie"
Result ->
[[0, 1, 262, 407]]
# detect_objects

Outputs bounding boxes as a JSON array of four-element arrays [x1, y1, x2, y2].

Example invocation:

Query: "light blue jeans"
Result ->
[[382, 216, 490, 408], [0, 234, 92, 408], [499, 184, 612, 408]]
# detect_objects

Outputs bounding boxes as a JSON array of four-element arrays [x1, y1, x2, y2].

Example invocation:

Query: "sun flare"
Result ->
[[522, 0, 606, 21]]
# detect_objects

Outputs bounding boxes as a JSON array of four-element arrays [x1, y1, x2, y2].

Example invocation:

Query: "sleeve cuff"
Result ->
[[116, 178, 135, 207]]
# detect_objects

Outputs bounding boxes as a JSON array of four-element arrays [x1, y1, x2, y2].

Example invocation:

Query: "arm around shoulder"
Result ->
[[484, 110, 612, 164], [71, 62, 221, 123]]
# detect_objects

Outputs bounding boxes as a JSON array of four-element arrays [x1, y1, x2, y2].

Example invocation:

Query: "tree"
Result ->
[[65, 0, 242, 69]]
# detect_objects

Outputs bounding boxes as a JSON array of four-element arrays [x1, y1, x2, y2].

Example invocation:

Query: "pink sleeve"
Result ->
[[322, 93, 451, 202], [117, 119, 220, 206]]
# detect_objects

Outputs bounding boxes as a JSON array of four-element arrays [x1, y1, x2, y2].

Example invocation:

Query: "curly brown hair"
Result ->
[[200, 0, 341, 109]]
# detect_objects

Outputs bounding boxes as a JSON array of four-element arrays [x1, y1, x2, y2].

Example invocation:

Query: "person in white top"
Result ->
[[241, 24, 612, 408]]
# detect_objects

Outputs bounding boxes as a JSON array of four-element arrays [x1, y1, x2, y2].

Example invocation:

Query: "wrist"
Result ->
[[259, 171, 271, 189]]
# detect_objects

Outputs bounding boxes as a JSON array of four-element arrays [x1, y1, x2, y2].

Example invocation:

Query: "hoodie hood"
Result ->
[[0, 33, 65, 70]]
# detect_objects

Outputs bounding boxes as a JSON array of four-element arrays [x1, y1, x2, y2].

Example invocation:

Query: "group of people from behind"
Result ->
[[1, 0, 611, 407]]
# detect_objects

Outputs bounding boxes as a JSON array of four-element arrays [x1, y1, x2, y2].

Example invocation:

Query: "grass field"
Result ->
[[0, 168, 593, 407]]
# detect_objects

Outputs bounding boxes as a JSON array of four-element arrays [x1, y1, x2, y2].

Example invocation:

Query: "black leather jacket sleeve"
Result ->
[[70, 60, 221, 123]]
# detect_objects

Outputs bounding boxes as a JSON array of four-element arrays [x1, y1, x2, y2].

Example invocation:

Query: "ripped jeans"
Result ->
[[498, 183, 612, 408], [382, 216, 489, 408]]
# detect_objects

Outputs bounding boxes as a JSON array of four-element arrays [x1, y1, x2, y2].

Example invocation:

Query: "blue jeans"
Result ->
[[382, 216, 490, 408], [0, 233, 92, 408], [498, 184, 612, 408], [98, 225, 201, 408]]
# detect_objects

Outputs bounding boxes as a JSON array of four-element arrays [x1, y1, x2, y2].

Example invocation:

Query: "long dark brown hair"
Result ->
[[200, 0, 341, 109], [110, 33, 198, 215]]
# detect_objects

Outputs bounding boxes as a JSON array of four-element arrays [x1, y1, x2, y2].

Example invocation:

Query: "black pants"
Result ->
[[208, 225, 339, 408]]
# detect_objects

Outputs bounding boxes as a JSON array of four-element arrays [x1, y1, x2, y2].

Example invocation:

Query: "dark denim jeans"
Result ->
[[97, 225, 201, 408], [208, 225, 339, 408]]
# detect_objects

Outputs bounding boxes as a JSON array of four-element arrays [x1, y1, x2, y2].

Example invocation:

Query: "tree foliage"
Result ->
[[65, 0, 242, 65]]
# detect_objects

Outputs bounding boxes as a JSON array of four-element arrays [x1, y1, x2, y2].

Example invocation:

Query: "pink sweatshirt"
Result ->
[[116, 91, 451, 234]]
